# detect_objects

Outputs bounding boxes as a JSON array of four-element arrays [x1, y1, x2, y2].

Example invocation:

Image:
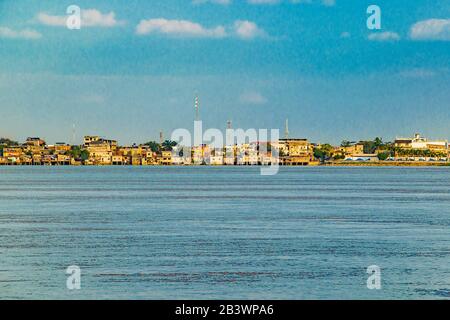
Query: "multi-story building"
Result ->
[[53, 143, 72, 154], [84, 136, 117, 165], [25, 137, 46, 147], [159, 150, 173, 165], [2, 147, 24, 163], [394, 133, 448, 151], [334, 143, 365, 157], [274, 139, 313, 165]]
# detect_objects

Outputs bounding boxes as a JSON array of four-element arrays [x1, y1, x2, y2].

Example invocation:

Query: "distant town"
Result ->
[[0, 133, 448, 166]]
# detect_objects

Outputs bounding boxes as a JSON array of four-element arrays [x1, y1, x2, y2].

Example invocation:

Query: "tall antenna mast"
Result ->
[[194, 93, 200, 122], [72, 123, 76, 145], [284, 119, 289, 139]]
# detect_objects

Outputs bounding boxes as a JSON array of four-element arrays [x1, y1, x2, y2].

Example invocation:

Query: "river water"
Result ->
[[0, 166, 449, 299]]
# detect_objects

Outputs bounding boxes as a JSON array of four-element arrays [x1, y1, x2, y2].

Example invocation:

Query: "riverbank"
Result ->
[[326, 161, 450, 167]]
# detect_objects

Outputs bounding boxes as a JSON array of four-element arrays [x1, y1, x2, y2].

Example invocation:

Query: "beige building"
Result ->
[[84, 136, 117, 165], [275, 139, 313, 165], [395, 133, 448, 151]]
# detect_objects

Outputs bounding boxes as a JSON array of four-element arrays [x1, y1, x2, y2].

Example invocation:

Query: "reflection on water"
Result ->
[[0, 166, 449, 299]]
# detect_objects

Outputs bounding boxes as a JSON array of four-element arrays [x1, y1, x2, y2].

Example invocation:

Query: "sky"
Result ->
[[0, 0, 449, 145]]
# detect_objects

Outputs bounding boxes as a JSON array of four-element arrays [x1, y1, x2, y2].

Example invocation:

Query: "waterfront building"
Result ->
[[53, 143, 71, 154], [192, 145, 209, 165], [223, 145, 236, 165], [394, 133, 448, 151], [210, 149, 224, 165], [159, 150, 173, 165], [2, 147, 23, 163], [84, 136, 117, 165], [112, 155, 124, 165], [275, 139, 313, 166], [57, 154, 71, 165], [334, 143, 365, 157], [25, 137, 46, 147]]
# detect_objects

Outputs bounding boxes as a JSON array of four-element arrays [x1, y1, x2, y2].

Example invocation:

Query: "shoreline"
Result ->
[[326, 161, 450, 167], [0, 162, 449, 167]]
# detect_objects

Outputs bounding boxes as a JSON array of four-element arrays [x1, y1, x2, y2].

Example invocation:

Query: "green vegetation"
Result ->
[[361, 137, 385, 154], [162, 140, 178, 151], [340, 140, 354, 147], [0, 138, 19, 156], [143, 141, 161, 153], [0, 138, 19, 146], [68, 146, 89, 161], [314, 144, 333, 161], [333, 153, 346, 160], [377, 152, 391, 161], [392, 148, 446, 158]]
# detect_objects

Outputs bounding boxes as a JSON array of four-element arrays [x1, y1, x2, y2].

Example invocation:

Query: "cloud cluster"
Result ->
[[136, 18, 226, 38], [0, 27, 42, 40], [6, 5, 449, 44], [136, 18, 266, 40], [410, 19, 450, 41], [37, 9, 125, 28]]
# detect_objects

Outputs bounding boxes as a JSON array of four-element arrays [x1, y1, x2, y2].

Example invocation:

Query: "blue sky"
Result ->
[[0, 0, 449, 145]]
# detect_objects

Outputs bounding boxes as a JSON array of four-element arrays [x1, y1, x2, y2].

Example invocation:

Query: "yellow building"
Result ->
[[57, 154, 71, 165], [84, 136, 117, 165], [275, 139, 313, 165], [159, 151, 173, 165], [2, 147, 23, 162]]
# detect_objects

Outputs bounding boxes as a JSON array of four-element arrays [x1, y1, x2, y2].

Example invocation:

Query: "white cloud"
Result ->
[[136, 18, 227, 38], [368, 31, 400, 41], [234, 20, 266, 39], [37, 9, 124, 28], [410, 19, 450, 41], [136, 18, 266, 40], [0, 27, 42, 40], [239, 92, 268, 105]]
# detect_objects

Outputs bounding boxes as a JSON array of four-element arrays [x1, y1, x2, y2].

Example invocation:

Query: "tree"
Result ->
[[162, 140, 177, 151], [68, 146, 89, 161], [0, 138, 19, 155], [0, 138, 19, 146], [377, 152, 390, 161], [340, 140, 353, 147], [144, 141, 161, 153], [314, 144, 333, 162], [374, 137, 384, 149]]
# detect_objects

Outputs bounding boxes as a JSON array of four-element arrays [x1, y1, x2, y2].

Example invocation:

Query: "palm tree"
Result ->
[[162, 140, 177, 151], [341, 140, 352, 147], [144, 141, 161, 153]]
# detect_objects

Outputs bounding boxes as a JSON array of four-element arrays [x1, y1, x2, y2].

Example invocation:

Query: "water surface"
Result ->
[[0, 166, 449, 299]]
